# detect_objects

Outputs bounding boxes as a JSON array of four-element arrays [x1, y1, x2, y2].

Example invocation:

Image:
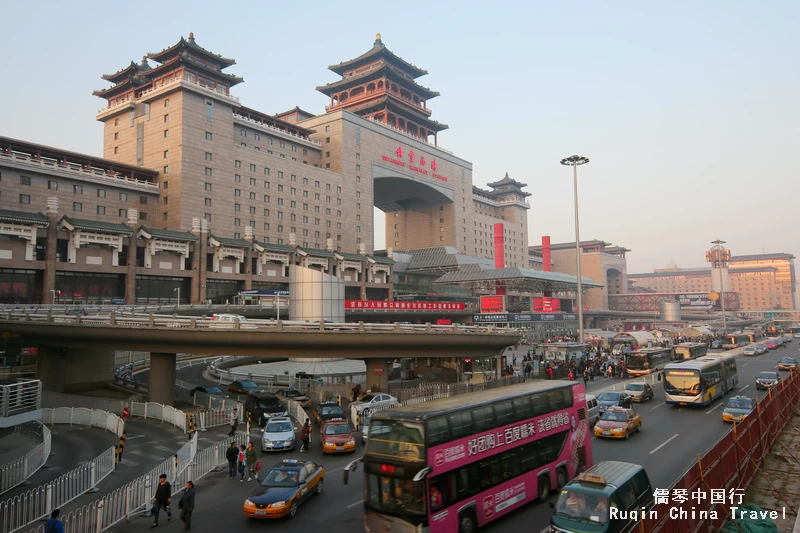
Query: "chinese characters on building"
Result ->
[[381, 146, 447, 182]]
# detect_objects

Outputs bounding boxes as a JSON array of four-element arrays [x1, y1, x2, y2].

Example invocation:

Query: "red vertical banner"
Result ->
[[494, 223, 506, 296], [542, 236, 552, 298]]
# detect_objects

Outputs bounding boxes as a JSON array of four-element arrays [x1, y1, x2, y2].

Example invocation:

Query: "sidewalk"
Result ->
[[0, 430, 40, 466]]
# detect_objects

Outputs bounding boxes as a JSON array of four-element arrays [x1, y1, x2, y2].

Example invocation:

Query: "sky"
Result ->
[[1, 1, 798, 273]]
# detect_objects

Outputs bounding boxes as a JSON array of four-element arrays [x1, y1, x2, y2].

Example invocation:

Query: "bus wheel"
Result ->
[[537, 475, 551, 501], [556, 467, 568, 489], [458, 511, 476, 533]]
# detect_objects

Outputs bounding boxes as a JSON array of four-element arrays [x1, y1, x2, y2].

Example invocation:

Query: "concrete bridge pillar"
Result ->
[[37, 346, 66, 393], [149, 352, 176, 406], [37, 346, 116, 393], [365, 358, 392, 393]]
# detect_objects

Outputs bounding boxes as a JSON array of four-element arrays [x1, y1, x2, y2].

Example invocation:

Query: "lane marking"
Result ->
[[740, 363, 749, 367], [347, 500, 364, 509], [651, 402, 666, 410], [739, 385, 750, 392], [706, 403, 723, 415], [650, 434, 679, 455]]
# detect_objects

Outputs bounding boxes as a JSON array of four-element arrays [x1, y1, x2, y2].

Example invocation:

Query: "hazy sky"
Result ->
[[2, 1, 798, 273]]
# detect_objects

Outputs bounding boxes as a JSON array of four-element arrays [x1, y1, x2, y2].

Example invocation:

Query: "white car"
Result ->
[[794, 333, 800, 339], [210, 314, 257, 329], [352, 393, 399, 410], [261, 417, 296, 452]]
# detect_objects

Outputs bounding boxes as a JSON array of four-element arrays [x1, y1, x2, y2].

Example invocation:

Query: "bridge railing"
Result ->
[[0, 311, 516, 336], [0, 422, 51, 496], [0, 381, 41, 418]]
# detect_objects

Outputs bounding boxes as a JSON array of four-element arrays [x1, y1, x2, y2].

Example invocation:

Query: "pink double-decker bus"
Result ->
[[344, 380, 593, 533]]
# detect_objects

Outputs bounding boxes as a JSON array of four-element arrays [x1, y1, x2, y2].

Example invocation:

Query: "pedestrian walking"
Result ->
[[352, 383, 362, 402], [300, 419, 311, 453], [246, 442, 258, 481], [512, 354, 517, 367], [178, 481, 195, 531], [238, 445, 246, 481], [151, 474, 171, 527], [226, 442, 238, 479], [44, 509, 64, 533], [228, 408, 239, 437]]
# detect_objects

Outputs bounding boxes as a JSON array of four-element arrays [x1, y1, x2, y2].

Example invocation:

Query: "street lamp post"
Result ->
[[276, 295, 281, 321], [561, 155, 590, 344], [711, 239, 727, 333], [174, 287, 180, 306], [49, 290, 56, 305]]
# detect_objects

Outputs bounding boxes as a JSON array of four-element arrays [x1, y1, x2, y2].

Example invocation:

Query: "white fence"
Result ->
[[20, 431, 249, 533], [0, 424, 51, 495], [129, 403, 187, 433], [192, 390, 242, 413], [284, 398, 310, 428], [0, 382, 41, 418], [43, 408, 124, 438], [195, 408, 240, 430]]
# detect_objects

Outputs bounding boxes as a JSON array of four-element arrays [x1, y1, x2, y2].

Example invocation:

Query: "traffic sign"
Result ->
[[122, 407, 130, 418], [373, 369, 384, 376]]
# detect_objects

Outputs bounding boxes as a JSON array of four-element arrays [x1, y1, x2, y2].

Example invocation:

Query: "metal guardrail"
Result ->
[[0, 311, 516, 336], [0, 381, 41, 418], [21, 430, 250, 533], [0, 423, 51, 496]]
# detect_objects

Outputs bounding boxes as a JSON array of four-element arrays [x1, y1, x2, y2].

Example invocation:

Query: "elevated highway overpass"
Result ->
[[0, 311, 520, 405]]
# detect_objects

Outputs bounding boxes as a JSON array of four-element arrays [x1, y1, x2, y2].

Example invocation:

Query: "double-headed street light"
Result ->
[[560, 155, 590, 343]]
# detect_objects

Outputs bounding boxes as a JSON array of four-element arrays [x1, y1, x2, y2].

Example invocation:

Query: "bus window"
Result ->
[[512, 396, 533, 421], [448, 411, 474, 439], [532, 392, 549, 416], [473, 406, 495, 432], [479, 456, 502, 488], [547, 390, 564, 411], [494, 401, 514, 426], [427, 417, 449, 447], [501, 449, 521, 479]]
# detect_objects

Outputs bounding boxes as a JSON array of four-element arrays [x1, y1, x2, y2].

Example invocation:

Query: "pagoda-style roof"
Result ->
[[274, 106, 316, 121], [59, 216, 132, 235], [316, 62, 440, 99], [328, 34, 427, 79], [335, 251, 367, 262], [92, 76, 149, 98], [0, 210, 49, 227], [146, 55, 243, 86], [346, 96, 449, 131], [296, 247, 335, 258], [137, 227, 198, 242], [368, 255, 394, 265], [487, 173, 528, 190], [101, 57, 152, 83], [254, 242, 296, 253], [209, 235, 252, 248], [146, 33, 236, 68]]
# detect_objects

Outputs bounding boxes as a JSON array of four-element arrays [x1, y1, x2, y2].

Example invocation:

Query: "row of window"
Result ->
[[427, 431, 569, 510], [426, 387, 574, 447], [15, 176, 150, 204]]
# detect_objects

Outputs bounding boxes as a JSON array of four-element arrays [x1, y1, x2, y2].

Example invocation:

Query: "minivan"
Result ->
[[245, 392, 288, 426], [585, 394, 600, 426], [550, 461, 653, 532]]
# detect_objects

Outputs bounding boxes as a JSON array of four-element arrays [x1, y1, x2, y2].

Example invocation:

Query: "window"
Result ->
[[205, 198, 212, 207], [292, 145, 297, 152], [235, 204, 241, 211], [114, 118, 119, 126], [235, 160, 241, 168], [139, 212, 147, 220], [356, 153, 360, 160], [325, 152, 330, 158], [163, 165, 169, 174], [119, 192, 127, 201], [280, 141, 285, 148], [250, 164, 256, 172], [235, 174, 241, 183], [473, 406, 494, 432], [164, 98, 169, 107], [163, 181, 168, 189], [278, 225, 283, 232], [164, 129, 169, 138], [20, 176, 31, 186], [250, 207, 256, 215], [73, 202, 82, 211], [163, 114, 169, 123], [326, 137, 330, 143], [264, 209, 270, 216], [206, 131, 213, 140], [249, 192, 256, 200], [163, 197, 169, 205], [140, 197, 147, 205], [114, 147, 118, 154], [235, 189, 241, 197], [205, 183, 212, 191], [205, 152, 212, 161], [97, 189, 106, 198], [291, 201, 296, 208], [73, 185, 83, 194], [234, 218, 241, 226], [448, 411, 473, 440], [48, 180, 58, 190], [204, 213, 211, 222], [19, 194, 30, 204], [264, 195, 270, 202], [255, 133, 260, 141], [241, 129, 247, 137], [278, 198, 284, 206], [278, 184, 284, 192], [119, 209, 127, 217], [97, 206, 106, 215], [356, 226, 361, 233], [206, 101, 213, 122], [265, 168, 270, 176], [250, 178, 256, 186]]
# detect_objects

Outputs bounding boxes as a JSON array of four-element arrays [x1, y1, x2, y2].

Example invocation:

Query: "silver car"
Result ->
[[261, 417, 295, 452]]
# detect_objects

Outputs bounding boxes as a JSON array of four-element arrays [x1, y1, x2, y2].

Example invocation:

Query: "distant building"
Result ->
[[627, 254, 795, 310], [528, 240, 630, 310]]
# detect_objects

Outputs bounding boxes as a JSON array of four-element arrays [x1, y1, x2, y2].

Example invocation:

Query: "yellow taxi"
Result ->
[[778, 357, 798, 371], [320, 419, 356, 454], [243, 459, 324, 519], [722, 396, 754, 423], [593, 407, 642, 439]]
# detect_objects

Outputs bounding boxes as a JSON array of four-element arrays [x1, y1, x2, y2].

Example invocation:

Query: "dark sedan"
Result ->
[[756, 372, 781, 390], [276, 387, 312, 408], [243, 459, 324, 519], [595, 391, 634, 412], [228, 380, 263, 395], [312, 402, 346, 425], [190, 386, 227, 398]]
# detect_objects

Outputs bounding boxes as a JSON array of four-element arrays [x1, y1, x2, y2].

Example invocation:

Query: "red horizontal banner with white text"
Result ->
[[345, 300, 466, 311]]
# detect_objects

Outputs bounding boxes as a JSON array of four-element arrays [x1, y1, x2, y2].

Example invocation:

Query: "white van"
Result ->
[[585, 394, 600, 425]]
